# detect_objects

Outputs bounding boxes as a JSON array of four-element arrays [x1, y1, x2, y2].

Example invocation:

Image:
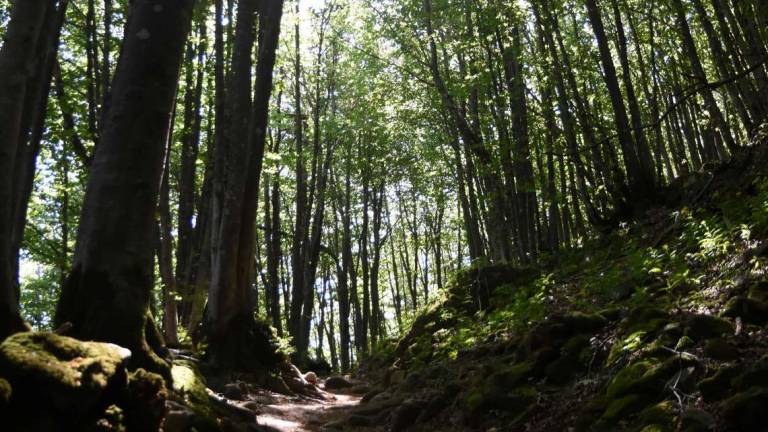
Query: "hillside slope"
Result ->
[[336, 140, 768, 431]]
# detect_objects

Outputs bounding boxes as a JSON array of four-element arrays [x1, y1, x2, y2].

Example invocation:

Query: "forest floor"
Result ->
[[250, 384, 362, 432]]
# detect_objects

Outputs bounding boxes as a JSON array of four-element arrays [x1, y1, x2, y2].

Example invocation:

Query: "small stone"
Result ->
[[136, 28, 151, 40]]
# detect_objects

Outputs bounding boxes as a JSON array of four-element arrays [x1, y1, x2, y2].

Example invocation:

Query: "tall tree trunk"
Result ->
[[670, 0, 738, 153], [584, 0, 653, 204], [55, 0, 195, 378], [207, 0, 285, 369], [157, 147, 179, 347]]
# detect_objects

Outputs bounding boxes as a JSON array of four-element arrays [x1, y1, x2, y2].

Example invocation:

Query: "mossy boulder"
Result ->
[[0, 377, 10, 404], [464, 362, 536, 416], [607, 361, 655, 399], [698, 366, 740, 402], [722, 296, 768, 325], [636, 401, 677, 430], [545, 356, 583, 385], [169, 360, 219, 431], [0, 332, 137, 430], [125, 369, 167, 431], [680, 408, 715, 432], [703, 338, 739, 360], [464, 383, 536, 417], [492, 361, 535, 389], [607, 355, 698, 400], [600, 394, 653, 423], [721, 387, 768, 431], [675, 336, 695, 351], [685, 314, 733, 341], [731, 355, 768, 389], [621, 307, 669, 335], [558, 312, 609, 334]]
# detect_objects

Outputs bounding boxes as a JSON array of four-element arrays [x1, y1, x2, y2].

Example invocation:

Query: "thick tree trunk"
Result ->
[[0, 0, 63, 339], [206, 0, 284, 370], [55, 0, 194, 379]]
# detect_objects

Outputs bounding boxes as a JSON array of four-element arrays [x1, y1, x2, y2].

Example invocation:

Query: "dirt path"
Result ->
[[253, 391, 361, 432]]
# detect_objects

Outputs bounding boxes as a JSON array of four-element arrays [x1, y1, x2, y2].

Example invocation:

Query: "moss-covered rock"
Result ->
[[0, 377, 10, 404], [607, 355, 698, 401], [680, 408, 715, 432], [545, 356, 583, 385], [638, 425, 669, 432], [636, 401, 677, 430], [492, 361, 535, 388], [0, 332, 131, 430], [92, 405, 126, 432], [600, 394, 653, 423], [621, 307, 669, 335], [675, 336, 695, 351], [722, 387, 768, 431], [721, 296, 768, 325], [558, 312, 609, 334], [607, 361, 655, 399], [703, 338, 739, 360], [124, 368, 167, 431], [169, 360, 219, 431], [698, 366, 740, 402], [464, 362, 537, 416], [731, 355, 768, 389], [685, 314, 733, 341]]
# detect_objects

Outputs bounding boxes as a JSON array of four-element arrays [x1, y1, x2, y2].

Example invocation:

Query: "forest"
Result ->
[[0, 0, 767, 431]]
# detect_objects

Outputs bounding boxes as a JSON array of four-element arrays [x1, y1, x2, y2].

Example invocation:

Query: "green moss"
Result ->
[[0, 332, 128, 391], [608, 355, 698, 400], [0, 332, 136, 430], [607, 361, 655, 399], [0, 378, 10, 404], [621, 306, 669, 335], [638, 425, 669, 432], [675, 336, 695, 351], [170, 360, 219, 430], [637, 401, 677, 429], [685, 314, 733, 341], [698, 366, 740, 402], [92, 405, 126, 432], [493, 361, 535, 388], [680, 409, 715, 432], [732, 356, 768, 389], [722, 387, 768, 431], [601, 394, 652, 422], [703, 338, 739, 360], [125, 368, 167, 431]]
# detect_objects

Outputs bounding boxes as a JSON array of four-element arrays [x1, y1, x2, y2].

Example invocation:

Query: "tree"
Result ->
[[0, 0, 64, 339], [55, 0, 195, 377]]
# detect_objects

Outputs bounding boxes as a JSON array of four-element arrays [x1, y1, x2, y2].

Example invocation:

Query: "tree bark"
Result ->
[[55, 0, 195, 379]]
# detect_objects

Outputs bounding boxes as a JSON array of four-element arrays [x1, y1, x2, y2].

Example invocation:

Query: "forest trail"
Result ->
[[253, 389, 361, 432]]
